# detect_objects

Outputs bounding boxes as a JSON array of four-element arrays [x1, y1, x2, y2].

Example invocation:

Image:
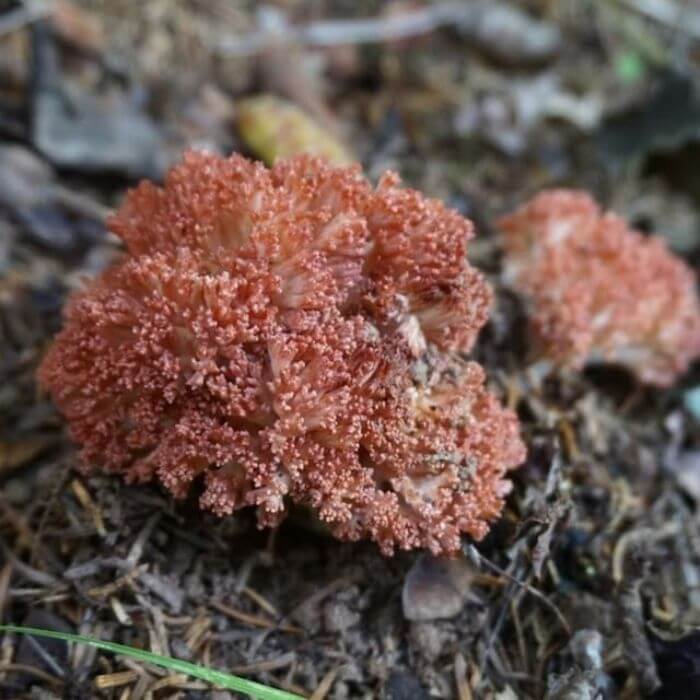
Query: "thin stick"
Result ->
[[465, 545, 571, 636]]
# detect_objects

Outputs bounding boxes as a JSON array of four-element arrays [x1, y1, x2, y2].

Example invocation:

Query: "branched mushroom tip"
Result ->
[[39, 151, 525, 556], [499, 189, 700, 387]]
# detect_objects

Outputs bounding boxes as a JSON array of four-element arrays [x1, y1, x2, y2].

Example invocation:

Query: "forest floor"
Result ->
[[1, 1, 700, 698]]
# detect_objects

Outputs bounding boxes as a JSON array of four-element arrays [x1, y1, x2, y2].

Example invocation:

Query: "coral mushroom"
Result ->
[[39, 151, 525, 555], [499, 189, 700, 386]]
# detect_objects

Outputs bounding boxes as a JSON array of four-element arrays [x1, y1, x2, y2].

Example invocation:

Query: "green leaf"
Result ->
[[0, 625, 305, 700]]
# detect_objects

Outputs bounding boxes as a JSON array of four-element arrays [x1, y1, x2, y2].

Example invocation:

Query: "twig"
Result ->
[[71, 480, 106, 537], [0, 562, 13, 622], [465, 544, 571, 636], [94, 670, 140, 690], [2, 547, 58, 588], [126, 513, 162, 567], [23, 633, 67, 678], [87, 564, 148, 599], [210, 600, 301, 635], [311, 666, 342, 700], [0, 662, 64, 687], [243, 586, 279, 617], [454, 653, 473, 700], [479, 576, 520, 675]]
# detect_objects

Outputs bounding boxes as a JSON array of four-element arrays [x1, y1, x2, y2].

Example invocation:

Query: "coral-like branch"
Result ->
[[499, 189, 700, 386], [40, 152, 525, 555]]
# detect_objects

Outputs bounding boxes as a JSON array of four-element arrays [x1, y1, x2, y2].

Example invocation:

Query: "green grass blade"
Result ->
[[0, 624, 305, 700]]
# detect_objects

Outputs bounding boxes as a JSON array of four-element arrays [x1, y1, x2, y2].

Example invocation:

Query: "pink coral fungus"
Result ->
[[39, 151, 525, 555], [499, 189, 700, 386]]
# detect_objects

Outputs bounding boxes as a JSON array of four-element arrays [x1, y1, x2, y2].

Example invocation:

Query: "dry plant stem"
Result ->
[[0, 562, 12, 622], [0, 662, 64, 687], [454, 652, 472, 700], [310, 666, 341, 700], [465, 544, 571, 636]]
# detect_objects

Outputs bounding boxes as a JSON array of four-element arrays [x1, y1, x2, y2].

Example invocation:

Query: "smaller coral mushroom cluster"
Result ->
[[499, 189, 700, 386], [39, 151, 525, 556]]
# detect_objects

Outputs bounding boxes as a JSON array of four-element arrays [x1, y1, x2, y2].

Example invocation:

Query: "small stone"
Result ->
[[402, 554, 476, 621]]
